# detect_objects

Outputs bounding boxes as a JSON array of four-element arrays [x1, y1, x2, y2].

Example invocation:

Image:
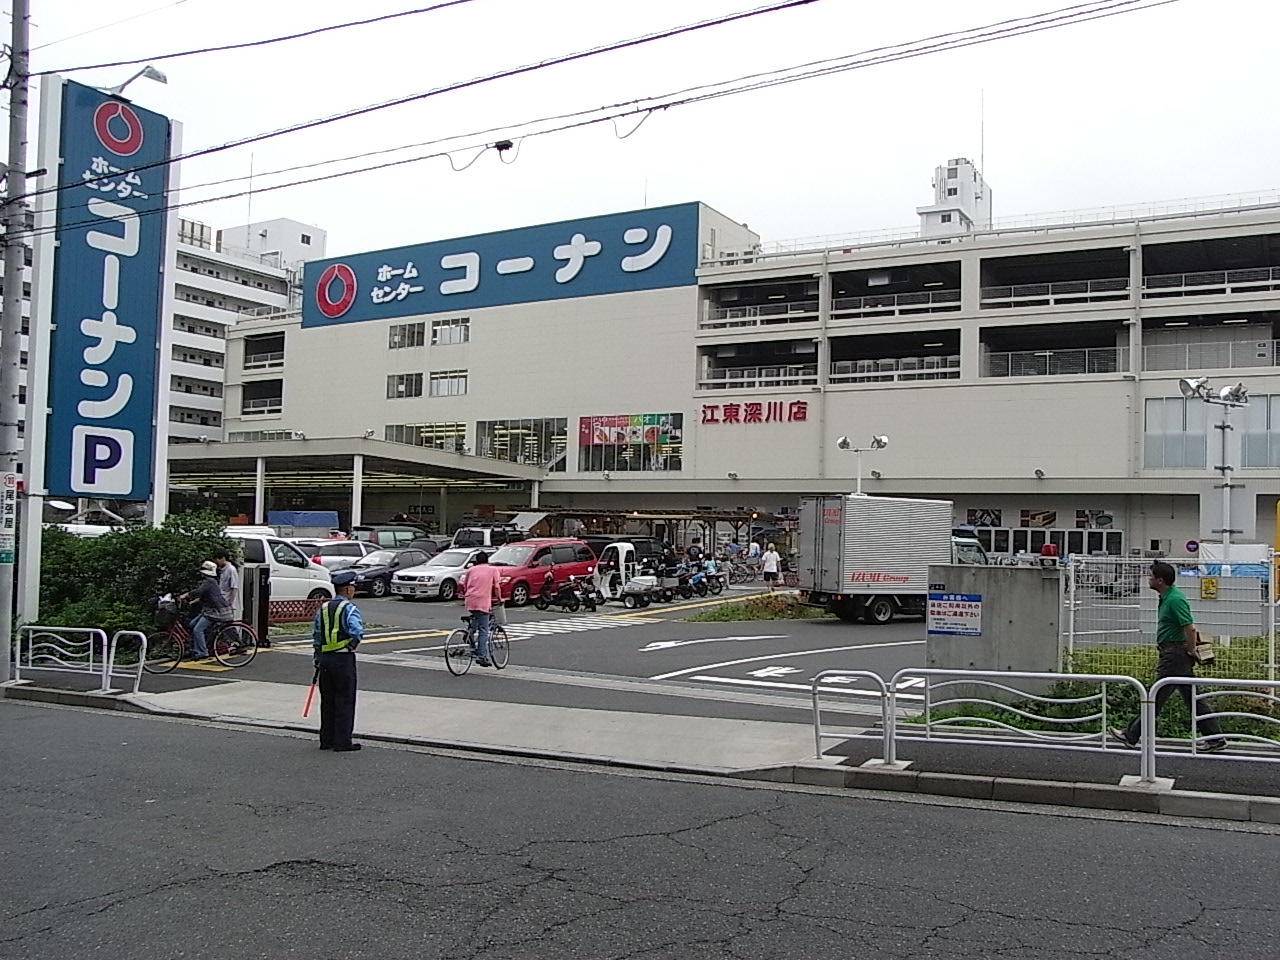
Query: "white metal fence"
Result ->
[[11, 626, 147, 694], [1064, 557, 1277, 681], [812, 667, 1280, 783]]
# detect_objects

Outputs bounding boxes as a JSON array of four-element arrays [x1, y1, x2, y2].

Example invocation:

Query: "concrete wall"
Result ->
[[925, 564, 1063, 676]]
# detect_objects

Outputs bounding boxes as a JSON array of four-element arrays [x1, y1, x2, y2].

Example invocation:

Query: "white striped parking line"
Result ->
[[397, 615, 663, 652]]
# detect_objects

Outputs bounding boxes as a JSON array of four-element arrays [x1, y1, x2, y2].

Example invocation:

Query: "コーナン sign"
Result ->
[[43, 81, 171, 500]]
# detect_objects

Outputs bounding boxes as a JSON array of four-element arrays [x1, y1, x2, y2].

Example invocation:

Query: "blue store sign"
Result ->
[[302, 202, 700, 328], [44, 81, 171, 500]]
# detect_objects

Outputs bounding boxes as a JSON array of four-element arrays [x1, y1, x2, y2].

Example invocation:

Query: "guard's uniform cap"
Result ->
[[331, 570, 358, 587]]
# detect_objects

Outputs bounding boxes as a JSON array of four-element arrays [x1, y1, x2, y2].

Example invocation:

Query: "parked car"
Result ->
[[225, 531, 335, 601], [348, 547, 431, 598], [350, 524, 429, 547], [406, 537, 450, 558], [488, 538, 597, 607], [313, 540, 381, 571], [451, 524, 526, 550], [391, 547, 483, 602]]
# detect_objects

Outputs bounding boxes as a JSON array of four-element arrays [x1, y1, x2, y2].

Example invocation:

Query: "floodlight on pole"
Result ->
[[102, 65, 168, 98], [1181, 374, 1251, 575], [834, 434, 890, 496]]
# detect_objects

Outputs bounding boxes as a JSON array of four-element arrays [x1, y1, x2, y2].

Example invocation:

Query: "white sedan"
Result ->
[[391, 548, 482, 602]]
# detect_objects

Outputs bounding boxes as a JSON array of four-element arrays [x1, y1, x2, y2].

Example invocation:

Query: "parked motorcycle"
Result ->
[[534, 572, 596, 612], [687, 563, 710, 598]]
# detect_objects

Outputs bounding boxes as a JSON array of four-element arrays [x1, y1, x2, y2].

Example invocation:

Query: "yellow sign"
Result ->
[[1200, 577, 1219, 601]]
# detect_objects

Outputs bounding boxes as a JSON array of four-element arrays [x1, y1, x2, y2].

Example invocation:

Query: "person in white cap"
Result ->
[[180, 560, 233, 659]]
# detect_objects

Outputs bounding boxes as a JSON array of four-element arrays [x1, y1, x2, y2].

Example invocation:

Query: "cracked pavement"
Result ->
[[2, 700, 1279, 959]]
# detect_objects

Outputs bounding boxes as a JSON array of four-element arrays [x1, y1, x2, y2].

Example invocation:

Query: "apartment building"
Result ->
[[188, 167, 1280, 555], [168, 217, 325, 442]]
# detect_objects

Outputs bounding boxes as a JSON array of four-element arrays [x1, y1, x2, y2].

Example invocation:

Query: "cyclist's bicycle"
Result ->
[[143, 599, 259, 673], [444, 613, 509, 676]]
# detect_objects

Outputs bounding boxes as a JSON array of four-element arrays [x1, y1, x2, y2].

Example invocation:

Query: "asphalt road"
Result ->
[[3, 700, 1278, 960], [232, 590, 930, 722]]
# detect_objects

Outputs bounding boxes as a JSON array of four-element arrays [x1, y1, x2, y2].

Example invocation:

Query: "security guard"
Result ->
[[312, 570, 364, 752]]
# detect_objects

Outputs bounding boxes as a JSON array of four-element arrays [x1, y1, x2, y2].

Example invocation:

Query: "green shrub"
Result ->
[[688, 594, 832, 622], [38, 512, 236, 636]]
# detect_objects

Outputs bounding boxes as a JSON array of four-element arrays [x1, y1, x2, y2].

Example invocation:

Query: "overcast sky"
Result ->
[[30, 0, 1280, 256]]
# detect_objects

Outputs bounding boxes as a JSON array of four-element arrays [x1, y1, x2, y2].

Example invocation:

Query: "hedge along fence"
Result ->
[[909, 642, 1280, 743]]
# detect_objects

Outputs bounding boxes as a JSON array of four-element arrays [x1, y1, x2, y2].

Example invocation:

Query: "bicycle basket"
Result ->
[[155, 598, 179, 628]]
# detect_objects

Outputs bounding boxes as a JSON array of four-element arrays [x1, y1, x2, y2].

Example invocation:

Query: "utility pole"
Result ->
[[0, 0, 30, 683]]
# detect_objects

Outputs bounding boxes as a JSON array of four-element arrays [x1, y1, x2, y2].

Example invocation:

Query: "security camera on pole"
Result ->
[[834, 434, 888, 496], [1179, 377, 1250, 575]]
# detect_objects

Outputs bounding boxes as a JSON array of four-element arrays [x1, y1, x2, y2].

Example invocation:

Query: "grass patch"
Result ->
[[688, 594, 833, 622]]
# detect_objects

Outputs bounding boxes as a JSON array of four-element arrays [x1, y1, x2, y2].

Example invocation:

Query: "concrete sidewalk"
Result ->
[[129, 679, 819, 773]]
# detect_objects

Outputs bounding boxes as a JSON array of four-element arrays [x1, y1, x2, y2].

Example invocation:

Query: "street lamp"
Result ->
[[1179, 376, 1249, 574], [835, 434, 888, 496], [101, 65, 168, 98]]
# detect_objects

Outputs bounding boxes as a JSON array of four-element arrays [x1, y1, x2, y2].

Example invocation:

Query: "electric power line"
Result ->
[[39, 0, 482, 75], [20, 0, 823, 205], [30, 0, 195, 53], [21, 0, 1181, 243]]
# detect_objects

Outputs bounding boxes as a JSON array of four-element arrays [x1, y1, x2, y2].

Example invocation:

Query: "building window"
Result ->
[[947, 166, 958, 179], [1242, 394, 1280, 467], [429, 370, 468, 397], [1144, 397, 1207, 469], [386, 372, 424, 399], [946, 187, 958, 197], [431, 317, 470, 345], [301, 234, 312, 245], [389, 322, 426, 349], [577, 413, 684, 472], [476, 419, 568, 471], [940, 213, 953, 224], [384, 421, 467, 451]]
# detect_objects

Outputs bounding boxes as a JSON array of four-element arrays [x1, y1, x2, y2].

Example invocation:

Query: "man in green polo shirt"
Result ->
[[1111, 561, 1226, 751]]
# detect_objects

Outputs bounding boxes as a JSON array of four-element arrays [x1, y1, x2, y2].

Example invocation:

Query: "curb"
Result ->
[[7, 683, 1279, 823], [732, 760, 1280, 823]]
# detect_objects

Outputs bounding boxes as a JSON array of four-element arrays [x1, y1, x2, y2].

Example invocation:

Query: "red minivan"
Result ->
[[488, 538, 597, 607]]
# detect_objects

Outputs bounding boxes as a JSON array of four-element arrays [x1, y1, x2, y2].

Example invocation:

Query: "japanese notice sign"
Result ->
[[44, 80, 171, 499], [0, 473, 16, 563], [302, 202, 699, 327], [927, 593, 983, 636], [699, 400, 809, 425]]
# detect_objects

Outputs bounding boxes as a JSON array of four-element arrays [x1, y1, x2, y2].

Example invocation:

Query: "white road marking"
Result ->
[[746, 665, 803, 678], [691, 675, 924, 701], [386, 615, 662, 653], [639, 635, 787, 652], [648, 639, 926, 682]]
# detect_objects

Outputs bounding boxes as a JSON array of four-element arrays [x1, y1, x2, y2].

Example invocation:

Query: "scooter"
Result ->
[[534, 572, 596, 613], [687, 563, 710, 598]]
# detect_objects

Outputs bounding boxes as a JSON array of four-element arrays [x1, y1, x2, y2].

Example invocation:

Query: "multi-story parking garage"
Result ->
[[170, 162, 1280, 558]]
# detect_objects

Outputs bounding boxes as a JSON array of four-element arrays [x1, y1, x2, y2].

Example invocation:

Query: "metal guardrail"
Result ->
[[812, 667, 1280, 783], [11, 626, 147, 694], [811, 670, 892, 762], [1143, 339, 1278, 372], [980, 277, 1130, 307], [1145, 677, 1280, 778], [243, 351, 285, 370], [698, 366, 819, 390], [1143, 266, 1280, 297], [983, 346, 1128, 378]]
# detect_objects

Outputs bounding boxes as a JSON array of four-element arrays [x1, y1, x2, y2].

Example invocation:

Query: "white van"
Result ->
[[225, 529, 334, 600]]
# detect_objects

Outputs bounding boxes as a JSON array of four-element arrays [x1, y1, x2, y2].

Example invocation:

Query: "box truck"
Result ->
[[797, 495, 988, 624]]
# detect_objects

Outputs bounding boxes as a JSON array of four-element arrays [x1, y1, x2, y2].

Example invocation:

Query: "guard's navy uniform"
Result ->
[[312, 570, 363, 752]]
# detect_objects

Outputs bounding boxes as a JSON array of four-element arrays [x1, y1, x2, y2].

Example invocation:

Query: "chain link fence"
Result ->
[[1064, 556, 1277, 681]]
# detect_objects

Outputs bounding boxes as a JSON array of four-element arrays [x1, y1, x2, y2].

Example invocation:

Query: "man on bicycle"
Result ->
[[459, 551, 502, 668], [179, 560, 232, 659]]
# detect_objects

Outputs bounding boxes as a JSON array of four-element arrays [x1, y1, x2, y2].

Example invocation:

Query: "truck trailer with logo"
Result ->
[[796, 495, 988, 624]]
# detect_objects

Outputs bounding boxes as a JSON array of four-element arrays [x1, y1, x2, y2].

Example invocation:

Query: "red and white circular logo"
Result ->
[[315, 263, 358, 319], [93, 101, 145, 157]]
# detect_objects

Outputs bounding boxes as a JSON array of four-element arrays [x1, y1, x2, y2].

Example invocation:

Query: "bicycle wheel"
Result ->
[[143, 631, 183, 674], [489, 625, 509, 670], [444, 628, 473, 676], [212, 622, 258, 668]]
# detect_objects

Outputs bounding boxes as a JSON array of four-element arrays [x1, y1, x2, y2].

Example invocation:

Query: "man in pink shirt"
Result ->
[[459, 551, 503, 667]]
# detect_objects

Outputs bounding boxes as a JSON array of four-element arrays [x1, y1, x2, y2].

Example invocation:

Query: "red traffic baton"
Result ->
[[302, 668, 319, 717]]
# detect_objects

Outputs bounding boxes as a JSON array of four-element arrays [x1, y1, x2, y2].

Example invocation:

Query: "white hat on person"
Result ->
[[199, 560, 218, 577]]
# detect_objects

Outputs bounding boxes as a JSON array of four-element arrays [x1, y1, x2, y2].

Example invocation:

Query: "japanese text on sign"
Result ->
[[0, 473, 16, 563], [927, 593, 983, 636], [303, 204, 697, 327], [700, 400, 809, 425]]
